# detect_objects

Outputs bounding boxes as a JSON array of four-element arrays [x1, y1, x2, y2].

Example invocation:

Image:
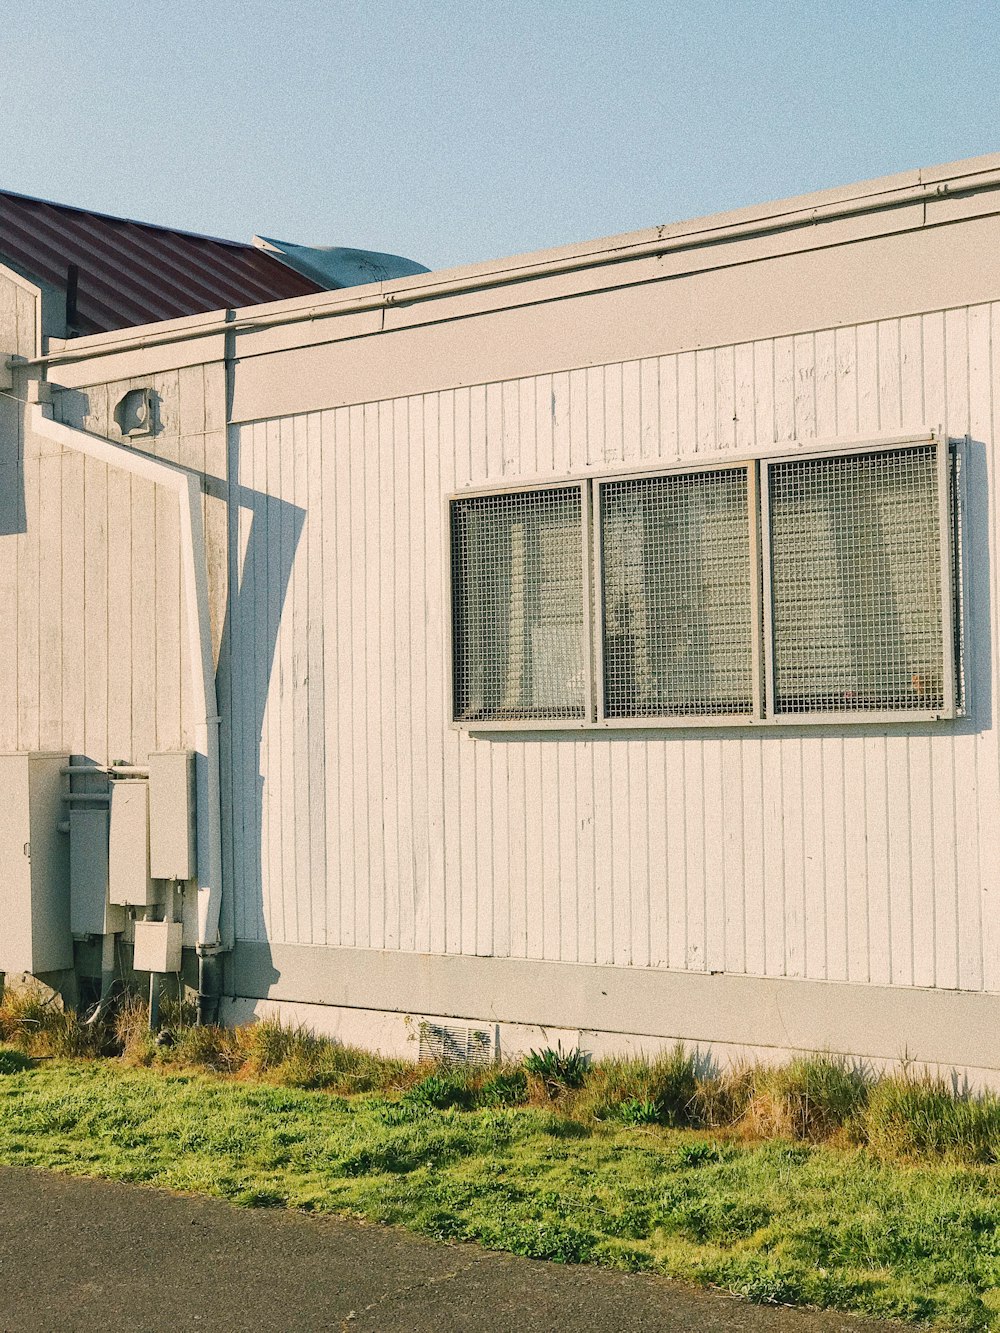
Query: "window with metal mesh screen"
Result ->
[[599, 468, 755, 718], [767, 445, 944, 715], [451, 486, 586, 722]]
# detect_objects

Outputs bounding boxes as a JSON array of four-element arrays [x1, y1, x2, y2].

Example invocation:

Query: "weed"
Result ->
[[114, 994, 157, 1065], [672, 1141, 722, 1168], [616, 1098, 660, 1125], [170, 1023, 241, 1072], [405, 1071, 477, 1111], [0, 981, 61, 1041], [523, 1043, 589, 1096], [9, 985, 1000, 1184], [237, 1017, 316, 1072], [5, 1052, 1000, 1326], [480, 1216, 598, 1264], [477, 1069, 528, 1108], [646, 1046, 701, 1125], [693, 1063, 756, 1128]]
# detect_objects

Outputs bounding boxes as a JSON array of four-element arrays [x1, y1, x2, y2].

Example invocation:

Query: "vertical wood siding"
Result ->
[[227, 303, 1000, 992], [0, 363, 227, 774]]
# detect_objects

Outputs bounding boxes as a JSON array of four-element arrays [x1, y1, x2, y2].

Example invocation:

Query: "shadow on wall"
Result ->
[[955, 438, 992, 736], [0, 397, 25, 536], [54, 385, 163, 442], [218, 468, 304, 988]]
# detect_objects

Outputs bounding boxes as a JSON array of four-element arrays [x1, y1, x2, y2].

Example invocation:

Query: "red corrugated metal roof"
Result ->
[[0, 189, 325, 335]]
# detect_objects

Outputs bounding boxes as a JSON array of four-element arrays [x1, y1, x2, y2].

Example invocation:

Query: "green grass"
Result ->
[[8, 985, 1000, 1327], [4, 1057, 1000, 1328]]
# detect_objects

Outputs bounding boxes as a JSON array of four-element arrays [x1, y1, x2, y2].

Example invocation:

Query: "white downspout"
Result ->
[[28, 402, 225, 975]]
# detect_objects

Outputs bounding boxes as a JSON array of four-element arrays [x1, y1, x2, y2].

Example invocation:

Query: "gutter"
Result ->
[[28, 401, 225, 1019], [26, 166, 1000, 371]]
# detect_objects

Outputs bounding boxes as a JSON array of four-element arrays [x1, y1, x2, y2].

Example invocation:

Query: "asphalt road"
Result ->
[[0, 1167, 903, 1332]]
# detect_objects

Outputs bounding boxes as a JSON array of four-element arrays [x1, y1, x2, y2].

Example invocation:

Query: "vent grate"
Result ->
[[768, 445, 943, 714], [418, 1021, 495, 1065]]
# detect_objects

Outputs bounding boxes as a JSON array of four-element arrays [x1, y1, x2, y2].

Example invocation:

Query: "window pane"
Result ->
[[451, 487, 585, 721], [768, 446, 943, 714], [600, 468, 754, 718]]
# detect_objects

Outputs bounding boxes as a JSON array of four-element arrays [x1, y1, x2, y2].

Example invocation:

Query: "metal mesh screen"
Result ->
[[600, 468, 754, 718], [768, 445, 944, 714], [451, 486, 585, 722]]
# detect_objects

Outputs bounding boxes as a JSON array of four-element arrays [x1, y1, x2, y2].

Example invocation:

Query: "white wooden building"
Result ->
[[3, 153, 1000, 1081]]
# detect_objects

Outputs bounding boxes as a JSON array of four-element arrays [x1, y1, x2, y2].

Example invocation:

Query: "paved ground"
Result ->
[[0, 1167, 903, 1332]]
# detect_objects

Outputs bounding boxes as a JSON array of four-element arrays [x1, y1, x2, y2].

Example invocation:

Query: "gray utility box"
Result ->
[[0, 753, 72, 974], [108, 780, 158, 907], [148, 751, 195, 881], [70, 807, 125, 937]]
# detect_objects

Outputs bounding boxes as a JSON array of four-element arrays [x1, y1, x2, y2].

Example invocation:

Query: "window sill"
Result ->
[[451, 707, 960, 733]]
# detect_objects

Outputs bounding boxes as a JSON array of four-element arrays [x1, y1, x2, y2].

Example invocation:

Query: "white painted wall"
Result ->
[[0, 359, 227, 769], [224, 302, 1000, 996]]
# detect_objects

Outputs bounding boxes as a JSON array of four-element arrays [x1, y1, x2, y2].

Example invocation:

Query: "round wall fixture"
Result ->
[[114, 387, 156, 438]]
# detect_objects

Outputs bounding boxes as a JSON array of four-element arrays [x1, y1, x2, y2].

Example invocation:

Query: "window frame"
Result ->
[[592, 461, 764, 728], [759, 433, 959, 726], [447, 430, 960, 731], [445, 478, 595, 732]]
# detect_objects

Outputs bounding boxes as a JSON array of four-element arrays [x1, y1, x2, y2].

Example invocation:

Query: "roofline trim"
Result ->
[[30, 154, 1000, 369]]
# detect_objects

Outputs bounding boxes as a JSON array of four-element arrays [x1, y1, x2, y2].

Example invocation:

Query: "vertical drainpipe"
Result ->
[[28, 400, 225, 1020]]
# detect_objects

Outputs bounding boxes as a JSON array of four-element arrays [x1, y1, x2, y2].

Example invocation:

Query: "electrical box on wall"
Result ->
[[132, 919, 183, 973], [148, 751, 195, 881], [108, 782, 158, 907], [0, 753, 72, 974], [69, 807, 125, 937]]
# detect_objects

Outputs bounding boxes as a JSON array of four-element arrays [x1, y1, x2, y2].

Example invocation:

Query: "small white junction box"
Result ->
[[132, 919, 183, 973]]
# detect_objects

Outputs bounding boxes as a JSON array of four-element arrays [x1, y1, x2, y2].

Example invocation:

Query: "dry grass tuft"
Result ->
[[737, 1056, 870, 1143], [224, 1018, 416, 1093], [114, 993, 157, 1065], [0, 980, 103, 1059], [693, 1062, 757, 1129], [568, 1046, 699, 1126], [859, 1073, 1000, 1163]]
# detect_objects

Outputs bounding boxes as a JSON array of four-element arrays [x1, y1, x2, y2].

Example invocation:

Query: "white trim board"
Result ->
[[231, 941, 1000, 1073]]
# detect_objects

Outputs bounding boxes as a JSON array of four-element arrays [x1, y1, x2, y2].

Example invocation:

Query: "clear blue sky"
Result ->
[[3, 1, 998, 272]]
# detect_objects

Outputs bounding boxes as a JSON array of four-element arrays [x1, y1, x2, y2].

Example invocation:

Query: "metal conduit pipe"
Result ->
[[29, 403, 225, 1022], [61, 764, 149, 777], [24, 168, 1000, 371]]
